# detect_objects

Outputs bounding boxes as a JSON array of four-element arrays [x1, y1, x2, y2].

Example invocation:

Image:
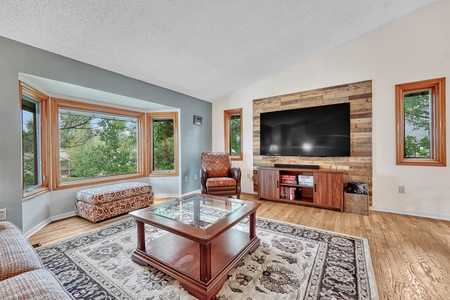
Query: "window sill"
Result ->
[[230, 156, 243, 161], [148, 171, 179, 177], [23, 186, 50, 202], [397, 157, 446, 167], [54, 173, 146, 190]]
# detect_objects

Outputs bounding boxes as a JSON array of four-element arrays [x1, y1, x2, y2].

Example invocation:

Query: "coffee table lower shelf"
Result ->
[[132, 228, 260, 300]]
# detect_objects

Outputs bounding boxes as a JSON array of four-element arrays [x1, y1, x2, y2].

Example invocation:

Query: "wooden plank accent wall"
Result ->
[[253, 80, 372, 204]]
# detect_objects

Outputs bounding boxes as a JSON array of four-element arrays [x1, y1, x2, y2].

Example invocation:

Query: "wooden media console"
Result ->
[[257, 166, 344, 212]]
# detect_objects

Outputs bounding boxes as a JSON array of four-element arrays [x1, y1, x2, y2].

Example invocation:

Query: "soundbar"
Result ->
[[274, 164, 320, 169]]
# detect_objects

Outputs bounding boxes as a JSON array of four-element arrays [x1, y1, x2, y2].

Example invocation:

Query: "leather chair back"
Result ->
[[201, 152, 231, 178]]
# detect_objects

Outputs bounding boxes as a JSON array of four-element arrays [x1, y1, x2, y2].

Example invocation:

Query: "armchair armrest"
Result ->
[[229, 167, 241, 183], [200, 167, 208, 194], [230, 167, 241, 196]]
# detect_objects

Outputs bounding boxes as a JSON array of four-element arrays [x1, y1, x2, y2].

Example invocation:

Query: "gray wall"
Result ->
[[0, 36, 212, 229]]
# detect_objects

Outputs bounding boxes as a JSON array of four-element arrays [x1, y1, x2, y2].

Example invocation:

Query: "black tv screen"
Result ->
[[260, 103, 350, 157]]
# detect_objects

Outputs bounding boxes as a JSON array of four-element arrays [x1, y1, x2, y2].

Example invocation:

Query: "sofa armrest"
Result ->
[[0, 269, 74, 300], [0, 221, 44, 281]]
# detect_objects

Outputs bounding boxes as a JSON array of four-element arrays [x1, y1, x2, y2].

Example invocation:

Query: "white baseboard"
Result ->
[[51, 211, 77, 222], [24, 219, 51, 238], [372, 206, 450, 221], [24, 211, 77, 238]]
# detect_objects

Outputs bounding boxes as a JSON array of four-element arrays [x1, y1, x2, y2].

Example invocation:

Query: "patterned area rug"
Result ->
[[37, 215, 377, 299]]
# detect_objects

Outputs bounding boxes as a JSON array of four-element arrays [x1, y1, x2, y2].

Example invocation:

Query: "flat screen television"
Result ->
[[260, 103, 350, 157]]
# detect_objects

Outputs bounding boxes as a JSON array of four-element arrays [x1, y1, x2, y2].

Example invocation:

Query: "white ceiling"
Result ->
[[0, 0, 441, 102]]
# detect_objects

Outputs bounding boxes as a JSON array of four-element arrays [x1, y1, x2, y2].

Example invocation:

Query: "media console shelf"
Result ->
[[257, 166, 344, 212]]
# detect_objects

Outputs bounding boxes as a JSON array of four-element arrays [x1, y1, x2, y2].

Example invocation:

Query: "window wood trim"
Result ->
[[147, 112, 179, 176], [224, 108, 243, 161], [20, 81, 51, 200], [395, 77, 446, 166], [51, 97, 146, 190]]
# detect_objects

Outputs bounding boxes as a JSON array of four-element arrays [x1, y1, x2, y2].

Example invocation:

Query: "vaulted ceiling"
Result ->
[[0, 0, 441, 101]]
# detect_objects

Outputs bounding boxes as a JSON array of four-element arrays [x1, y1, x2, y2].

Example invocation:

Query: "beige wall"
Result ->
[[212, 0, 450, 220]]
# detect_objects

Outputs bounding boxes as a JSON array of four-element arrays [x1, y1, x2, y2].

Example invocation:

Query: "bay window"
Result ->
[[52, 98, 146, 188], [20, 81, 181, 192]]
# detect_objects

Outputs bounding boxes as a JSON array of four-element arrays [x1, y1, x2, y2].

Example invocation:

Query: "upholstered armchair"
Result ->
[[200, 151, 241, 198]]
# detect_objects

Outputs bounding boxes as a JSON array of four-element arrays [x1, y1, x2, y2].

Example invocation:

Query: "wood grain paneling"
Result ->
[[253, 80, 372, 204]]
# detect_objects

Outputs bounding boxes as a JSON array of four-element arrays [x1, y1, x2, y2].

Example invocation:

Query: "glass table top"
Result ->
[[147, 195, 246, 229]]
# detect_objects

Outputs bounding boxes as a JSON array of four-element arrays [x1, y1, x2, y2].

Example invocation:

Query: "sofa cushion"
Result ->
[[76, 182, 153, 204], [0, 269, 73, 300], [0, 221, 43, 281]]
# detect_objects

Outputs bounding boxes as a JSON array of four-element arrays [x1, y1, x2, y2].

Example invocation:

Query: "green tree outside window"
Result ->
[[152, 119, 175, 171], [230, 114, 241, 156], [59, 110, 138, 181], [403, 90, 431, 158], [224, 108, 243, 160], [22, 99, 39, 188]]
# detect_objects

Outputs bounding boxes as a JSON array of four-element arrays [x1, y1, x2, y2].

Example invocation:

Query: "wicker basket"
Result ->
[[344, 192, 369, 215]]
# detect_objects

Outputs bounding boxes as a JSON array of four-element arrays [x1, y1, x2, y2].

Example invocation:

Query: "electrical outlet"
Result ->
[[0, 209, 6, 220], [399, 186, 405, 194], [247, 173, 250, 179], [184, 176, 188, 183]]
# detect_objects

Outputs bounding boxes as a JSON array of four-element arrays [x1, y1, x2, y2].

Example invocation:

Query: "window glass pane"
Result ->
[[59, 109, 138, 181], [230, 114, 241, 156], [152, 118, 175, 171], [22, 98, 40, 189], [403, 89, 431, 158]]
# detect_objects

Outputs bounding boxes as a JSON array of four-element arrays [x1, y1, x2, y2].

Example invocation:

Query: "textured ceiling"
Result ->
[[0, 0, 441, 101]]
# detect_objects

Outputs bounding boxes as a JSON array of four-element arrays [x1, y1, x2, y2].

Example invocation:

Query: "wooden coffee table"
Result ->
[[129, 193, 261, 300]]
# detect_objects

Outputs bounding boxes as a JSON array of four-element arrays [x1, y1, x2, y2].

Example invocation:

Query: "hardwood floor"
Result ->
[[29, 193, 450, 300]]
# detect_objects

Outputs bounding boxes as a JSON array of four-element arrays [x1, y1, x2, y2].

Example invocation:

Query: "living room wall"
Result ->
[[0, 37, 212, 229], [212, 0, 450, 220]]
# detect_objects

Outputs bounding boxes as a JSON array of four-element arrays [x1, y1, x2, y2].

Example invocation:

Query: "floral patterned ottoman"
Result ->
[[75, 182, 153, 222]]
